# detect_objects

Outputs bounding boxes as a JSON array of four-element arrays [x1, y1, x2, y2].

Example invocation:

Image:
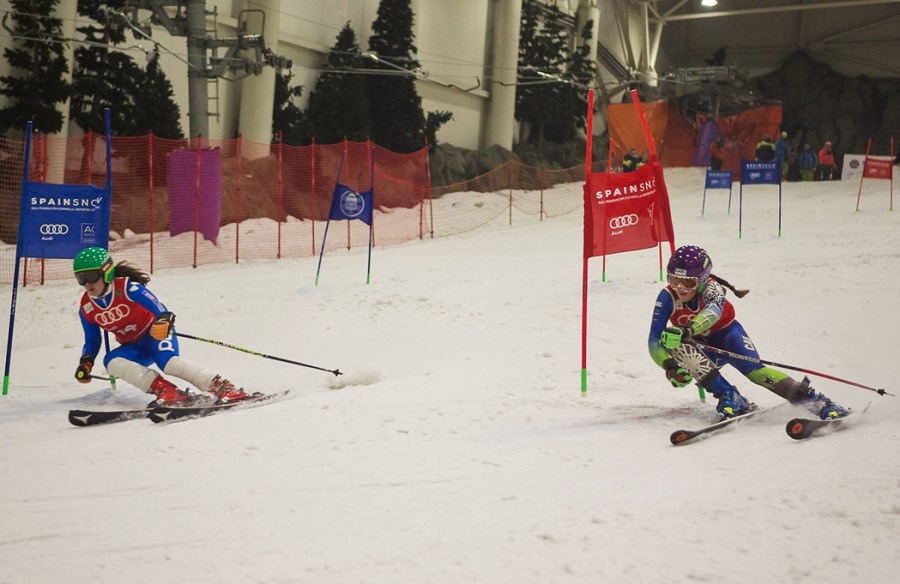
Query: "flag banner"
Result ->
[[329, 184, 374, 226], [741, 160, 781, 185], [705, 170, 733, 189], [18, 181, 111, 258], [863, 157, 893, 180], [167, 148, 221, 243], [583, 158, 675, 257]]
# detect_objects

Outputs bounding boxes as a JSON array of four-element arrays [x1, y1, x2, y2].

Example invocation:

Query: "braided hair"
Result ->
[[710, 274, 748, 298]]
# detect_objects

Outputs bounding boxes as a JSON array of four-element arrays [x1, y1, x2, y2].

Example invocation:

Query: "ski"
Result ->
[[785, 416, 846, 440], [68, 407, 153, 427], [670, 405, 761, 445], [148, 390, 291, 423]]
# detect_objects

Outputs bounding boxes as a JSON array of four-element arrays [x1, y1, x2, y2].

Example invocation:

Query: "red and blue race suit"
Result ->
[[79, 277, 182, 370], [648, 279, 764, 375]]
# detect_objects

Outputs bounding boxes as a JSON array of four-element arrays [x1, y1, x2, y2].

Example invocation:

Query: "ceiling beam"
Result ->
[[655, 0, 900, 23]]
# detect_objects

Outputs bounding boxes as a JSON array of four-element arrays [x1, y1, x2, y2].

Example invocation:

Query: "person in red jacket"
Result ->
[[816, 141, 837, 180]]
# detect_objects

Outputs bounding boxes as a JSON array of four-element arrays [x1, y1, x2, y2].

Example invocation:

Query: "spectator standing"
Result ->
[[637, 151, 649, 170], [785, 140, 800, 181], [709, 137, 726, 171], [816, 141, 837, 180], [798, 144, 818, 181], [776, 131, 788, 179], [755, 133, 776, 161], [622, 148, 640, 173]]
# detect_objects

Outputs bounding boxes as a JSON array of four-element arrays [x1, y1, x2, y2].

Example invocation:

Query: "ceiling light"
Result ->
[[701, 0, 718, 7]]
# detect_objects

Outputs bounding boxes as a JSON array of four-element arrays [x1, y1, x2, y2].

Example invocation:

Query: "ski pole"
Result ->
[[175, 332, 343, 376], [694, 342, 893, 396]]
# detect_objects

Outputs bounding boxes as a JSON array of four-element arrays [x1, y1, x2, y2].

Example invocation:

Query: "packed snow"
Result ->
[[1, 168, 898, 583]]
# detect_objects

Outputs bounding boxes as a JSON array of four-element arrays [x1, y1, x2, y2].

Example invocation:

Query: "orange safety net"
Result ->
[[0, 134, 433, 284], [0, 132, 597, 286], [607, 100, 783, 175]]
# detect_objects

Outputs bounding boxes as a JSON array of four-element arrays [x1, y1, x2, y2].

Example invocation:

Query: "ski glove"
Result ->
[[150, 311, 175, 340], [75, 355, 94, 383], [660, 325, 691, 350], [663, 358, 692, 388]]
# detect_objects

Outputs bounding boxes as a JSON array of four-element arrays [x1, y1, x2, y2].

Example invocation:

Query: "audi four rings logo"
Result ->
[[40, 224, 69, 235], [95, 305, 131, 326], [609, 214, 639, 229]]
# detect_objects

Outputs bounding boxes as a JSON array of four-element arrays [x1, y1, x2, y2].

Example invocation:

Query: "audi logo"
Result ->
[[95, 305, 131, 326], [40, 224, 69, 235], [609, 214, 639, 229]]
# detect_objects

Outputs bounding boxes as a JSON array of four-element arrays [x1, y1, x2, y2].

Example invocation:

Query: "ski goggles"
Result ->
[[75, 269, 104, 286], [667, 274, 698, 291]]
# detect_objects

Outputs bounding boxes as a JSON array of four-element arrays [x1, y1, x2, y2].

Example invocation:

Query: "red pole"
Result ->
[[508, 162, 513, 226], [581, 89, 595, 395], [311, 137, 316, 255], [344, 138, 350, 250], [236, 135, 243, 263], [148, 133, 155, 273], [277, 131, 283, 259], [193, 135, 201, 268], [890, 137, 894, 211], [856, 138, 872, 212]]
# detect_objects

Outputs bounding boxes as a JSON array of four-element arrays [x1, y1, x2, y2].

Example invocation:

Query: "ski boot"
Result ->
[[704, 373, 752, 419], [797, 377, 849, 420], [149, 376, 197, 407], [208, 375, 255, 405]]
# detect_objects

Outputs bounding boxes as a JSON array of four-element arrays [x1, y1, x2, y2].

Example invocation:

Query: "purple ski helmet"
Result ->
[[667, 245, 712, 283]]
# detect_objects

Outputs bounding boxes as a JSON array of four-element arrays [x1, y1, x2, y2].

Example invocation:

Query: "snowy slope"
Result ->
[[1, 168, 898, 584]]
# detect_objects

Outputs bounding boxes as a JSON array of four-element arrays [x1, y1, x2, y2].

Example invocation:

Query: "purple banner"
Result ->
[[167, 148, 221, 244], [692, 120, 720, 167]]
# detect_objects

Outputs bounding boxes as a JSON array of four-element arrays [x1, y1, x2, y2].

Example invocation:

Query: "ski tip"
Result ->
[[785, 418, 813, 440], [670, 430, 692, 445], [68, 410, 93, 427]]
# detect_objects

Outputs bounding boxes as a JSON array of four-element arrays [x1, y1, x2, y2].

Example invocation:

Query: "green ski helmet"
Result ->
[[73, 247, 115, 285]]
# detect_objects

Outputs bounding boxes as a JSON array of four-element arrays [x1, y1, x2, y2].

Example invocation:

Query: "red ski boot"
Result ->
[[208, 375, 254, 405], [149, 376, 196, 406]]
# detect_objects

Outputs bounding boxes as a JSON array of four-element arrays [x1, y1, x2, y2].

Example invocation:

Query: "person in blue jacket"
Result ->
[[648, 245, 848, 420], [73, 246, 255, 406]]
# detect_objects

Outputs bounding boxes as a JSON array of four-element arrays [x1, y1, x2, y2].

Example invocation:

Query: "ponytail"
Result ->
[[710, 274, 748, 298], [113, 261, 150, 285]]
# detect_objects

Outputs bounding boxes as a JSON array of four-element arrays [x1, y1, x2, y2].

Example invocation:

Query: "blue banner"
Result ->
[[705, 170, 733, 189], [18, 181, 111, 259], [740, 160, 781, 185], [329, 184, 374, 226]]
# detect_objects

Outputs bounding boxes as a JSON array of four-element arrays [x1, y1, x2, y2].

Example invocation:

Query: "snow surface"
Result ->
[[1, 168, 898, 584]]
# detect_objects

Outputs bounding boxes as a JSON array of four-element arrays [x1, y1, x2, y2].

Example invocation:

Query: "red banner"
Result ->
[[583, 157, 676, 258], [863, 157, 893, 179]]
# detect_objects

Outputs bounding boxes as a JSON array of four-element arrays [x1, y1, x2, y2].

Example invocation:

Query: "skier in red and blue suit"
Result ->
[[648, 245, 848, 420], [73, 246, 253, 406]]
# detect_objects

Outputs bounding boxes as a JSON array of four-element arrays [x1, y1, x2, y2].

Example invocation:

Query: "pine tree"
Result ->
[[71, 1, 182, 137], [272, 70, 310, 145], [305, 22, 369, 144], [365, 0, 426, 153], [135, 57, 183, 139], [0, 0, 71, 135], [515, 0, 594, 145]]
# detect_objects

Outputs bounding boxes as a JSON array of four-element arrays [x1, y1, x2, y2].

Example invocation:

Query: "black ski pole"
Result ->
[[175, 332, 342, 376], [694, 342, 893, 396]]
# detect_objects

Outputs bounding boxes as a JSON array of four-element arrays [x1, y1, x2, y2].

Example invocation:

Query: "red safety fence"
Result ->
[[0, 132, 592, 285]]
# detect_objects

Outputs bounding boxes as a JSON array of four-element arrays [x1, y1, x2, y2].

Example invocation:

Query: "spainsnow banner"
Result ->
[[863, 157, 894, 180], [583, 157, 676, 257], [18, 181, 111, 259], [740, 160, 781, 185], [705, 170, 733, 189]]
